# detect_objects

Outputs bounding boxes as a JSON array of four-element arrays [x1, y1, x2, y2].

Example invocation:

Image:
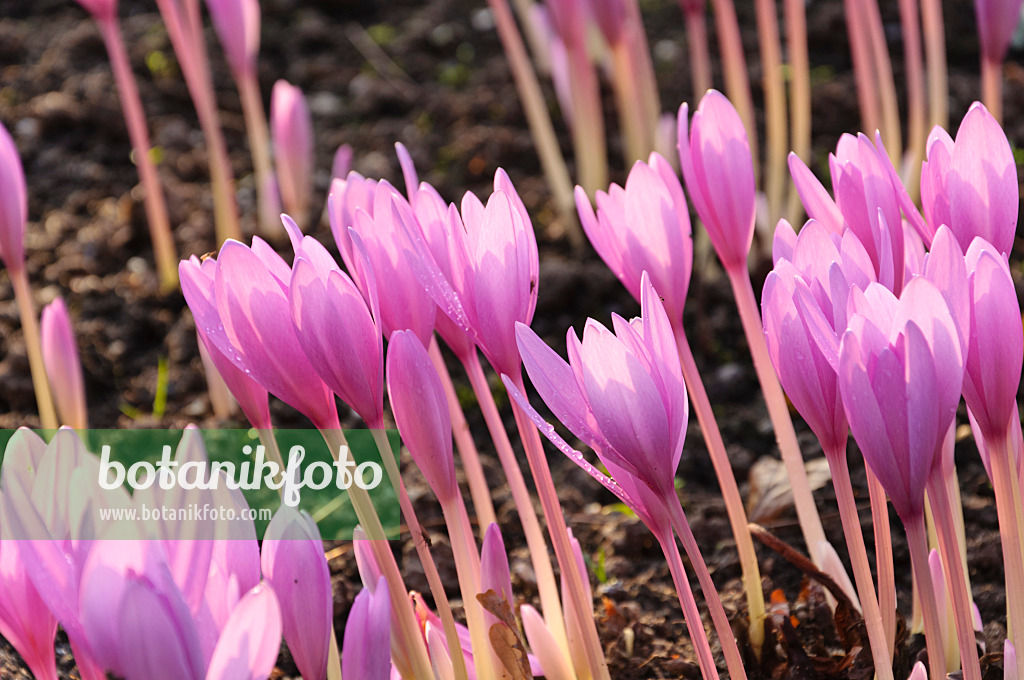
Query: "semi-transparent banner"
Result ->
[[0, 428, 401, 540]]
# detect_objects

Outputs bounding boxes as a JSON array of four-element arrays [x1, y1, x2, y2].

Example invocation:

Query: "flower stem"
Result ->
[[725, 266, 828, 560], [897, 0, 927, 196], [673, 324, 766, 656], [866, 462, 896, 658], [919, 0, 948, 129], [237, 71, 282, 238], [320, 428, 434, 680], [97, 17, 178, 293], [485, 0, 581, 244], [783, 0, 811, 225], [509, 372, 611, 680], [669, 501, 749, 680], [709, 0, 758, 183], [926, 470, 982, 680], [843, 0, 880, 137], [656, 528, 720, 680], [610, 40, 651, 165], [986, 427, 1024, 680], [430, 338, 497, 536], [905, 513, 950, 680], [864, 0, 901, 160], [565, 36, 607, 197], [463, 352, 571, 660], [684, 7, 712, 99], [826, 445, 895, 680], [754, 0, 787, 227], [11, 267, 57, 429], [370, 428, 470, 680], [981, 56, 1003, 125]]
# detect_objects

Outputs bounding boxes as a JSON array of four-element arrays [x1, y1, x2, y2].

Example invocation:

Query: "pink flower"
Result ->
[[962, 237, 1023, 439], [261, 507, 332, 680], [576, 153, 693, 327], [180, 238, 340, 430], [72, 0, 118, 21], [837, 278, 963, 520], [271, 80, 314, 226], [289, 225, 384, 427], [509, 272, 685, 533], [0, 530, 59, 680], [40, 297, 88, 429], [975, 0, 1024, 63], [677, 90, 755, 270], [922, 103, 1017, 255], [0, 121, 27, 273], [342, 578, 391, 680], [386, 330, 457, 503], [204, 0, 260, 78]]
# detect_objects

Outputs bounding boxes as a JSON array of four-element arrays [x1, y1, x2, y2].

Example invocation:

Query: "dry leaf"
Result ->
[[478, 589, 531, 680], [746, 456, 831, 524]]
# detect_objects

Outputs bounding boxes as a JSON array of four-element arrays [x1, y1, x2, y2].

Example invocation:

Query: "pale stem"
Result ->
[[673, 324, 766, 656], [255, 427, 284, 500], [754, 0, 788, 228], [197, 338, 235, 418], [896, 0, 927, 197], [319, 428, 434, 680], [509, 372, 611, 680], [668, 501, 748, 680], [684, 8, 713, 98], [97, 17, 178, 293], [327, 628, 341, 680], [485, 0, 581, 244], [624, 0, 662, 139], [985, 427, 1024, 680], [462, 352, 571, 660], [981, 56, 1003, 125], [370, 428, 470, 680], [565, 41, 608, 197], [11, 267, 57, 429], [709, 0, 759, 182], [919, 0, 949, 129], [865, 462, 896, 658], [905, 513, 951, 680], [783, 0, 811, 226], [236, 71, 282, 237], [656, 528, 720, 680], [610, 40, 651, 165], [943, 463, 969, 584], [441, 494, 494, 680], [507, 0, 549, 73], [926, 470, 982, 680], [429, 337, 497, 536], [864, 0, 902, 161], [725, 266, 829, 559], [842, 0, 880, 137], [825, 446, 895, 680]]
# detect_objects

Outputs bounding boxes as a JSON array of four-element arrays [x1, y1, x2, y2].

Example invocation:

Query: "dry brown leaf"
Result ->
[[746, 456, 831, 524], [478, 589, 531, 680]]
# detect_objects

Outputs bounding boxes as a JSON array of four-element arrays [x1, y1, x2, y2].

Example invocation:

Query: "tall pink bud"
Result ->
[[386, 330, 457, 504], [40, 297, 88, 429], [271, 80, 314, 227], [342, 578, 391, 680], [204, 0, 261, 79], [0, 121, 27, 273], [975, 0, 1024, 63], [261, 507, 332, 680], [677, 90, 755, 270]]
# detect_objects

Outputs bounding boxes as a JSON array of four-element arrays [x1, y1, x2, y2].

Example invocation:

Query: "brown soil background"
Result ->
[[0, 0, 1017, 677]]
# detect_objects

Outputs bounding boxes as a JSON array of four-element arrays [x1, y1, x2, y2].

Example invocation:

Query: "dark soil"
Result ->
[[0, 0, 1014, 678]]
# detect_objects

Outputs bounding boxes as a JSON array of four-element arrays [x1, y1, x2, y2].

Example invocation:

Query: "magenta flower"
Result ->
[[271, 80, 314, 226], [204, 0, 260, 79], [762, 220, 876, 456], [975, 0, 1024, 64], [962, 237, 1022, 439], [510, 272, 685, 531], [576, 153, 693, 327], [921, 103, 1017, 255], [0, 527, 58, 680], [180, 238, 340, 430], [837, 278, 963, 521], [342, 577, 391, 680], [0, 121, 27, 273], [261, 507, 332, 680], [677, 90, 755, 270], [40, 297, 88, 429], [329, 175, 436, 345], [386, 330, 457, 504], [179, 256, 272, 431], [289, 225, 384, 427], [405, 169, 539, 377], [205, 584, 283, 680]]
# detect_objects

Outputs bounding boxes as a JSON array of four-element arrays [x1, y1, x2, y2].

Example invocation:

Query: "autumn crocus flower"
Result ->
[[343, 578, 391, 680], [921, 103, 1017, 256], [838, 277, 963, 680], [509, 273, 746, 680], [40, 297, 88, 430], [271, 81, 314, 229]]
